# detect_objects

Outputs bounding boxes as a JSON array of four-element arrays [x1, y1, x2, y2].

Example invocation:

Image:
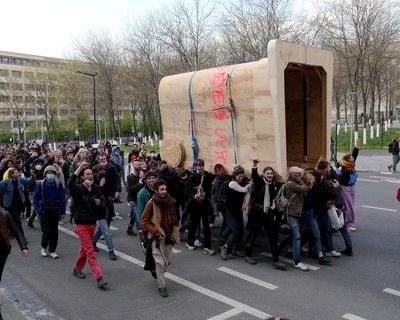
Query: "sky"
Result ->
[[1, 0, 310, 59], [0, 0, 170, 58]]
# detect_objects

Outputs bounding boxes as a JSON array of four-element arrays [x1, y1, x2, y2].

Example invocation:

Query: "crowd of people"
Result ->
[[0, 139, 359, 302]]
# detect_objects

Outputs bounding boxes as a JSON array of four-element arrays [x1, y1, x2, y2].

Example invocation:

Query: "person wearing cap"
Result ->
[[33, 165, 66, 259], [285, 166, 309, 271]]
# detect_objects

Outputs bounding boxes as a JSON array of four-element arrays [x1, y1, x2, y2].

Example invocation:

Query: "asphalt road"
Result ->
[[2, 171, 400, 320]]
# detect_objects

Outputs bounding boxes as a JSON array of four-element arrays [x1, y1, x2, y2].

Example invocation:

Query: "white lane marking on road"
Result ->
[[342, 313, 368, 320], [207, 308, 242, 320], [380, 172, 393, 175], [357, 178, 379, 183], [218, 267, 278, 290], [362, 205, 398, 212], [260, 252, 320, 271], [59, 226, 271, 319], [165, 273, 271, 319], [383, 288, 400, 297], [369, 175, 396, 180], [109, 226, 118, 231]]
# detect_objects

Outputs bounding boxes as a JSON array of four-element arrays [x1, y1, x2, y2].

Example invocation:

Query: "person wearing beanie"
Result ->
[[33, 165, 66, 259], [285, 166, 309, 271]]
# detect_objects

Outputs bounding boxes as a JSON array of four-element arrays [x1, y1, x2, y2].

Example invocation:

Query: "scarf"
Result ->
[[263, 179, 275, 212], [152, 194, 180, 245], [339, 159, 356, 173]]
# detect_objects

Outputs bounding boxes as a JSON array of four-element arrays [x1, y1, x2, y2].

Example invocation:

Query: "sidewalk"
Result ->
[[0, 289, 27, 320]]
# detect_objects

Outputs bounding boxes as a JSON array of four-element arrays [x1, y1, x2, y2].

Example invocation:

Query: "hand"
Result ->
[[114, 192, 120, 200], [158, 230, 166, 240], [29, 168, 35, 176], [253, 159, 259, 167], [99, 177, 106, 187], [21, 249, 29, 257], [95, 199, 101, 205], [355, 139, 360, 148], [79, 162, 89, 170]]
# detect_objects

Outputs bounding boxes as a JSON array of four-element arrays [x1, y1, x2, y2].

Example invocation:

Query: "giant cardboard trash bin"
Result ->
[[159, 40, 333, 177]]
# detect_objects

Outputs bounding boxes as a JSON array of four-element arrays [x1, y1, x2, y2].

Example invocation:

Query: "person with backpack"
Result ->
[[284, 166, 309, 271], [244, 160, 285, 269], [33, 166, 66, 259], [388, 137, 399, 173]]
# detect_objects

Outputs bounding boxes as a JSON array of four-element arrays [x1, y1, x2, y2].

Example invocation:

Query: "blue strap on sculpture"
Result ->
[[188, 71, 198, 170]]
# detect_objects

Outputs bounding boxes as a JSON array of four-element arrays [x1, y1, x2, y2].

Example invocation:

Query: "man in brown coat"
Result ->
[[140, 179, 179, 298]]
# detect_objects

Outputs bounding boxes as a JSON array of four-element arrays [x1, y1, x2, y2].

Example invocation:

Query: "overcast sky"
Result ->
[[1, 0, 309, 59]]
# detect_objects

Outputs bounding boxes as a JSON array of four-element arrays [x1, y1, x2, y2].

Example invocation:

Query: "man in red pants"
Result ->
[[68, 161, 108, 288]]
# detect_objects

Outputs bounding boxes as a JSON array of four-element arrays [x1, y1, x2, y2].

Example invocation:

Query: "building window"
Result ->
[[0, 82, 9, 90], [0, 69, 8, 77], [37, 108, 45, 115], [26, 108, 36, 116], [12, 96, 23, 103], [0, 95, 10, 102], [0, 109, 10, 115], [26, 96, 35, 104], [11, 70, 22, 78], [24, 71, 35, 79]]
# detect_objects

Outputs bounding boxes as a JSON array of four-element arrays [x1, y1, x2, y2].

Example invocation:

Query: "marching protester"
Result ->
[[68, 161, 108, 288], [33, 165, 66, 258], [220, 165, 251, 260], [140, 179, 179, 298], [244, 160, 285, 269], [388, 137, 399, 173]]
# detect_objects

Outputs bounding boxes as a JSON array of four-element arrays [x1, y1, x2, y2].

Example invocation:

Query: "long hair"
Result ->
[[0, 208, 10, 248]]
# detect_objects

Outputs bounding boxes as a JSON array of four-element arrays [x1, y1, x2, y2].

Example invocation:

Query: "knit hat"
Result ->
[[288, 166, 304, 175], [44, 165, 57, 174]]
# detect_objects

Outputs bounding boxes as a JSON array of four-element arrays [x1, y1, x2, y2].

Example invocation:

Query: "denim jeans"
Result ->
[[300, 209, 322, 254], [393, 154, 400, 172], [318, 211, 333, 252], [287, 215, 301, 264], [93, 218, 114, 252], [129, 201, 141, 231]]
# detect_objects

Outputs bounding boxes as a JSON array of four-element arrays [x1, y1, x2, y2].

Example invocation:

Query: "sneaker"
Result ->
[[294, 262, 309, 271], [27, 223, 36, 231], [158, 287, 168, 298], [72, 268, 86, 279], [272, 262, 286, 270], [347, 226, 357, 231], [49, 252, 59, 259], [245, 256, 256, 265], [318, 257, 331, 265], [109, 251, 117, 261], [221, 246, 229, 260], [203, 248, 215, 255], [194, 239, 203, 248], [301, 246, 309, 253], [41, 248, 48, 257], [341, 248, 353, 256], [127, 225, 137, 236], [185, 243, 196, 250], [326, 250, 341, 257], [97, 277, 108, 288]]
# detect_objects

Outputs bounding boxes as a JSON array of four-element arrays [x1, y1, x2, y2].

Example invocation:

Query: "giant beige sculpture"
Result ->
[[159, 40, 333, 177]]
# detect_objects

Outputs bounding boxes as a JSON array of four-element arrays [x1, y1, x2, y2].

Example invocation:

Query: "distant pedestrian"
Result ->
[[388, 137, 399, 173]]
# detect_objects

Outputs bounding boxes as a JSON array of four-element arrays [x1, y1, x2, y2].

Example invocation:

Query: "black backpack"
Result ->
[[388, 142, 393, 153]]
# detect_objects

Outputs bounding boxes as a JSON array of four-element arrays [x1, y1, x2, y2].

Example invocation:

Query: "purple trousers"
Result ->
[[342, 185, 356, 227]]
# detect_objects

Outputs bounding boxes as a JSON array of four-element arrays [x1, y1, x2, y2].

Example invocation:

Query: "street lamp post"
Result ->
[[76, 71, 97, 143]]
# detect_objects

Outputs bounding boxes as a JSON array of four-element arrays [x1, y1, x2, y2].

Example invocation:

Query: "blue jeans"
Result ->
[[287, 215, 301, 264], [92, 218, 114, 252], [129, 202, 141, 231], [319, 211, 333, 252], [301, 209, 322, 254]]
